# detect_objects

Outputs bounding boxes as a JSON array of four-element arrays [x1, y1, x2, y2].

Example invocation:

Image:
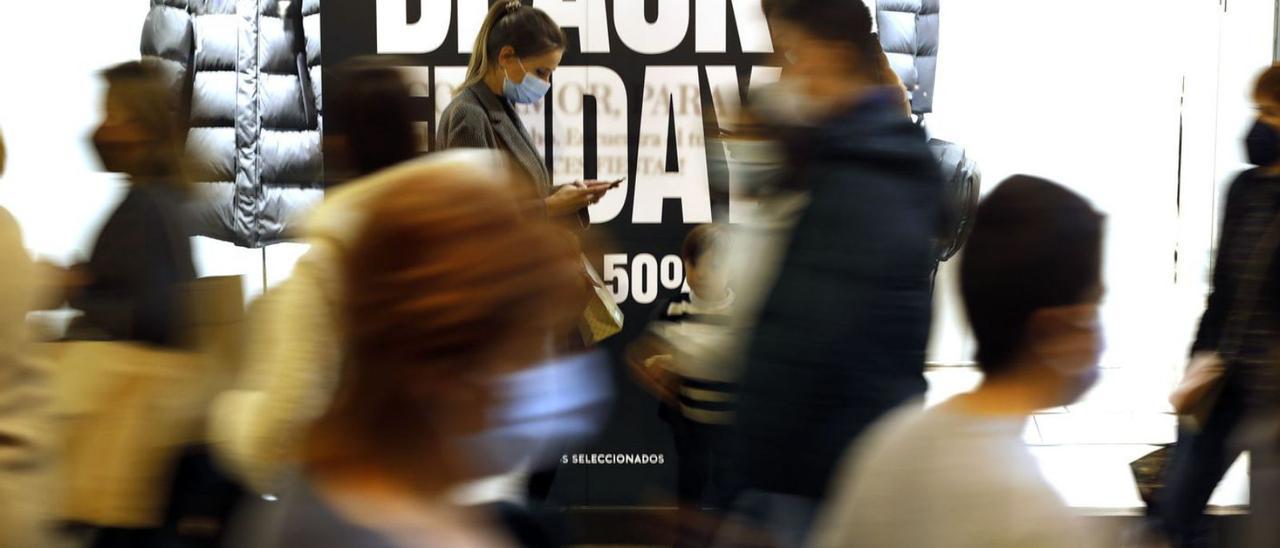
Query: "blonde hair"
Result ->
[[0, 127, 6, 176], [463, 1, 567, 89]]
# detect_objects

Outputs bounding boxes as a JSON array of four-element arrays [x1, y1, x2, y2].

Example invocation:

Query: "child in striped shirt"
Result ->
[[628, 224, 740, 547]]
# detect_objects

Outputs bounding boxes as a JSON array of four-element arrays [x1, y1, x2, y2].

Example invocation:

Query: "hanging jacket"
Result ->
[[877, 0, 980, 262], [142, 0, 323, 248], [876, 0, 940, 116], [732, 90, 943, 499]]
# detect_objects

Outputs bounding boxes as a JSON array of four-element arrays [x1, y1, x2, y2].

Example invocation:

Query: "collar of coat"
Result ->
[[466, 83, 540, 157]]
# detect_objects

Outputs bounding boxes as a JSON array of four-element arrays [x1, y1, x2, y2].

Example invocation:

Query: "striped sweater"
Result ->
[[648, 290, 741, 424]]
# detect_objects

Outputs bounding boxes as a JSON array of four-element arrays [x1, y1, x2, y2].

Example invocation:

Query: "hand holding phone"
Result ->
[[585, 177, 625, 190], [579, 178, 624, 205], [586, 177, 627, 192]]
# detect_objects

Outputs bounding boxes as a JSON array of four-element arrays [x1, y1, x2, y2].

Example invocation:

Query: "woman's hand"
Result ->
[[641, 354, 681, 406], [625, 335, 682, 407], [545, 181, 616, 217]]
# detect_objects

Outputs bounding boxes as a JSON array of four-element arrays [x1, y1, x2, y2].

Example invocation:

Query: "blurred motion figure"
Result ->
[[230, 151, 586, 548], [723, 0, 944, 544], [810, 176, 1105, 548], [0, 126, 57, 547], [65, 62, 195, 346], [210, 62, 422, 493], [48, 61, 202, 548], [1160, 64, 1280, 548]]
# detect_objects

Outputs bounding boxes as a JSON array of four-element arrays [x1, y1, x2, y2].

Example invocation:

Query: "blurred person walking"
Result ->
[[226, 150, 587, 548], [0, 127, 58, 547], [65, 62, 196, 346], [47, 61, 201, 548], [1160, 64, 1280, 548], [721, 1, 944, 545], [810, 176, 1105, 548]]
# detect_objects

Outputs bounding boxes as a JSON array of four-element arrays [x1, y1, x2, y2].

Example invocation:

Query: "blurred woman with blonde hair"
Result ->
[[233, 152, 590, 547]]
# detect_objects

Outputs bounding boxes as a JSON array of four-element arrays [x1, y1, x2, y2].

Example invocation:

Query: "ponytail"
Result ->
[[463, 1, 567, 89]]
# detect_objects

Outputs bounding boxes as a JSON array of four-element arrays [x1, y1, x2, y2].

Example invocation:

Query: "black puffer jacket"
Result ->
[[877, 0, 940, 115], [142, 0, 323, 248], [732, 90, 943, 499]]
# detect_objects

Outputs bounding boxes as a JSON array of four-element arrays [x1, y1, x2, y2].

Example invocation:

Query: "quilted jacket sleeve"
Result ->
[[141, 0, 195, 136]]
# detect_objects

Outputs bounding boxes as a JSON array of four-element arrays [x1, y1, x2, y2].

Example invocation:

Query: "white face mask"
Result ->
[[723, 138, 787, 197], [1029, 304, 1105, 404], [752, 80, 823, 128]]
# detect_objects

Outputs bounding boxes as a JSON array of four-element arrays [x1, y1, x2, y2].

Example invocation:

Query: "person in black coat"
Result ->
[[50, 62, 200, 548], [1158, 64, 1280, 548], [724, 2, 943, 545], [66, 62, 195, 349]]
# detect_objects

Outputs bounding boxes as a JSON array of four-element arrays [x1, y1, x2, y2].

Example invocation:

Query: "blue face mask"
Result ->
[[455, 350, 613, 477], [503, 59, 551, 104]]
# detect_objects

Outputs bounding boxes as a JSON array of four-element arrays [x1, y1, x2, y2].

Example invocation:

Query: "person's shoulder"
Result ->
[[0, 206, 18, 237], [858, 402, 931, 449], [1222, 167, 1273, 207], [106, 186, 175, 227], [833, 403, 927, 472], [128, 183, 187, 207], [820, 403, 930, 526], [439, 88, 488, 124]]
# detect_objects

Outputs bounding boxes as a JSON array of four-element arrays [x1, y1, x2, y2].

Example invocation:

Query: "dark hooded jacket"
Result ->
[[732, 89, 944, 498]]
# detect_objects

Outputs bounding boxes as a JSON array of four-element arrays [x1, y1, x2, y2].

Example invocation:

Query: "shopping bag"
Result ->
[[1170, 352, 1227, 432], [46, 276, 244, 527], [1130, 445, 1172, 506], [578, 257, 624, 345]]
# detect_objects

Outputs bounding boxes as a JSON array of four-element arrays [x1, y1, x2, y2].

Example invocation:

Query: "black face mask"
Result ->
[[1246, 118, 1280, 166]]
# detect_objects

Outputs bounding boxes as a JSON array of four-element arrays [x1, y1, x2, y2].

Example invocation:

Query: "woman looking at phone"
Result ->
[[438, 0, 618, 227]]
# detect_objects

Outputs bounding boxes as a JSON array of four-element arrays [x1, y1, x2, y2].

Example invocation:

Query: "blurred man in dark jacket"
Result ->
[[725, 1, 944, 545]]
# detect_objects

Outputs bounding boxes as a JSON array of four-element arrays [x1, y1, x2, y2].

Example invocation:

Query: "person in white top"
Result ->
[[810, 175, 1106, 548]]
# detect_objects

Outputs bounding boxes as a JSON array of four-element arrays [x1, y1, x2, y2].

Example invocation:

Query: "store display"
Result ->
[[141, 0, 324, 248]]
